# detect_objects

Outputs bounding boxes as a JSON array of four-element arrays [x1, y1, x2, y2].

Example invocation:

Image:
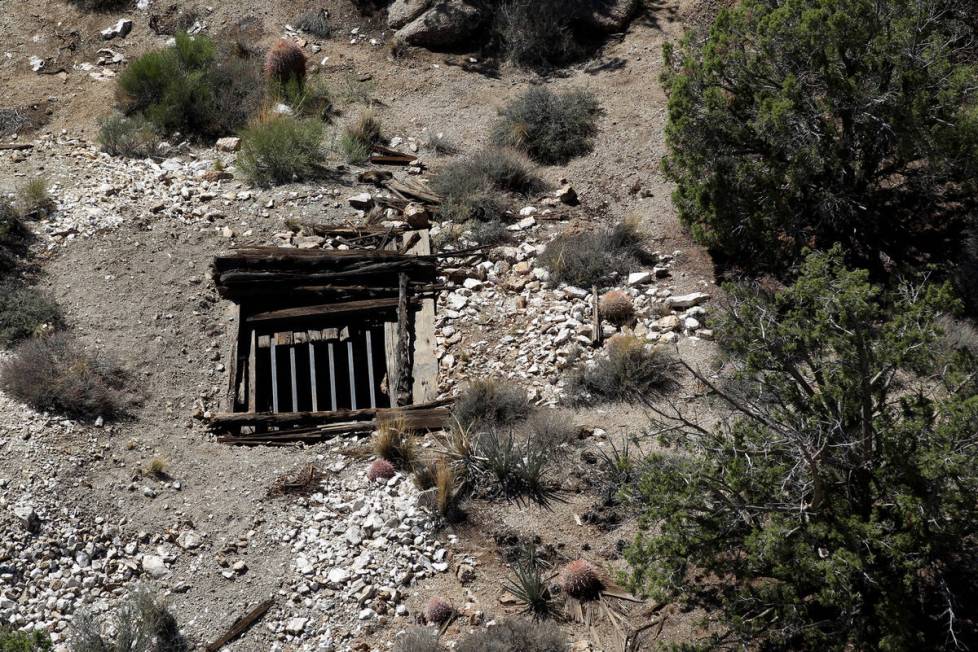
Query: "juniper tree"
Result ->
[[627, 248, 978, 650]]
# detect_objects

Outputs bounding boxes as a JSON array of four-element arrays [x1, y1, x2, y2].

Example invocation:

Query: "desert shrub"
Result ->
[[294, 9, 330, 38], [394, 629, 443, 652], [493, 0, 585, 68], [492, 87, 602, 165], [291, 75, 334, 120], [237, 116, 324, 186], [525, 409, 577, 448], [0, 627, 52, 652], [0, 200, 28, 271], [69, 587, 187, 652], [67, 0, 131, 11], [565, 335, 677, 405], [338, 72, 376, 106], [0, 333, 129, 420], [599, 290, 635, 326], [955, 228, 978, 314], [98, 114, 161, 159], [432, 148, 543, 224], [339, 111, 383, 164], [452, 378, 530, 430], [372, 417, 417, 469], [0, 281, 63, 347], [145, 456, 168, 478], [661, 0, 978, 276], [17, 179, 53, 219], [627, 248, 978, 649], [478, 430, 558, 506], [457, 618, 568, 652], [469, 219, 511, 246], [117, 33, 263, 138], [264, 39, 306, 89], [425, 130, 457, 155], [539, 219, 647, 287]]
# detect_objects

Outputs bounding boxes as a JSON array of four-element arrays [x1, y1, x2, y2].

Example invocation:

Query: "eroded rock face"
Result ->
[[395, 0, 483, 48], [387, 0, 432, 29], [583, 0, 639, 33]]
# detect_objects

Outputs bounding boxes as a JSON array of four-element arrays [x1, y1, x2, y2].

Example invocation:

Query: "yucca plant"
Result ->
[[504, 547, 557, 619]]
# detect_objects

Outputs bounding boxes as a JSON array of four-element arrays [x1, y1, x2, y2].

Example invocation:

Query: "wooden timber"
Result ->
[[408, 231, 438, 403], [208, 398, 452, 430]]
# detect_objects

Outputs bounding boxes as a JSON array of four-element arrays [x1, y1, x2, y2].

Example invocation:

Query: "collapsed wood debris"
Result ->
[[207, 227, 451, 445]]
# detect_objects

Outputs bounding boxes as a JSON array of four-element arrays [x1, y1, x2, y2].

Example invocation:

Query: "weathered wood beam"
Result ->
[[207, 398, 453, 429]]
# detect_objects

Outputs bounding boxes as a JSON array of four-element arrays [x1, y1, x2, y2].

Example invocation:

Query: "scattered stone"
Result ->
[[13, 505, 40, 533], [666, 292, 710, 309], [141, 555, 168, 578], [215, 137, 241, 152], [348, 193, 374, 210], [555, 183, 578, 205], [626, 271, 652, 286], [101, 19, 133, 40]]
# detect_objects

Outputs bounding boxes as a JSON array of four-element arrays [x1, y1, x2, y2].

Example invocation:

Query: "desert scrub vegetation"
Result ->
[[66, 0, 131, 11], [293, 9, 330, 38], [70, 587, 188, 651], [339, 111, 383, 164], [565, 335, 677, 405], [0, 626, 52, 652], [456, 617, 568, 652], [492, 87, 602, 165], [237, 115, 324, 186], [505, 548, 557, 619], [97, 114, 161, 159], [16, 178, 53, 219], [372, 417, 417, 469], [0, 200, 28, 272], [432, 148, 544, 225], [493, 0, 585, 68], [451, 378, 531, 430], [627, 248, 978, 649], [0, 333, 130, 420], [116, 32, 263, 139], [662, 0, 978, 282], [0, 281, 63, 348], [538, 218, 648, 287], [393, 629, 442, 652]]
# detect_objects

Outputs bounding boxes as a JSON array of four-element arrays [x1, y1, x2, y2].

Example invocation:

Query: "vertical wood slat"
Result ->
[[289, 345, 298, 412], [327, 341, 338, 411], [247, 330, 257, 413], [270, 338, 279, 413], [395, 272, 411, 406], [225, 304, 241, 412], [365, 329, 377, 408], [347, 339, 357, 410], [408, 230, 438, 404], [309, 342, 318, 412]]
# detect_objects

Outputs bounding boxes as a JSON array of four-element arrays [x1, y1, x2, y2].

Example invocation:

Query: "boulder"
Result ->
[[403, 202, 431, 228], [215, 137, 240, 152], [101, 19, 133, 40], [13, 505, 40, 533], [666, 292, 710, 309], [583, 0, 639, 33], [388, 0, 432, 29], [395, 0, 482, 49]]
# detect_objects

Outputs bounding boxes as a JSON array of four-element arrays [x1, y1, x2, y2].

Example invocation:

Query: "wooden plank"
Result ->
[[327, 341, 338, 411], [395, 272, 411, 406], [270, 339, 279, 414], [225, 305, 241, 412], [258, 334, 271, 349], [323, 327, 338, 340], [205, 599, 274, 652], [407, 230, 438, 404], [347, 339, 357, 410], [208, 398, 453, 428], [592, 284, 602, 346], [247, 330, 257, 413], [289, 346, 298, 412], [309, 343, 318, 412], [365, 329, 377, 408], [215, 407, 452, 444], [246, 298, 404, 324]]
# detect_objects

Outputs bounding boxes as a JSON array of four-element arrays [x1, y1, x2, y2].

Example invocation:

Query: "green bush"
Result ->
[[339, 111, 383, 164], [538, 218, 647, 287], [661, 0, 978, 274], [492, 87, 602, 165], [117, 33, 263, 138], [237, 116, 324, 186], [0, 333, 130, 420], [98, 114, 161, 158], [626, 248, 978, 650], [0, 200, 28, 272], [0, 281, 63, 348], [70, 587, 187, 652], [565, 335, 677, 405], [452, 378, 530, 430], [457, 618, 568, 652], [0, 627, 52, 652]]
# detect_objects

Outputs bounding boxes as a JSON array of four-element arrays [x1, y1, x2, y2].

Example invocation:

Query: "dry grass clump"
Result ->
[[538, 218, 648, 287], [456, 617, 569, 652], [452, 378, 531, 430], [525, 409, 578, 449], [293, 9, 330, 38], [434, 461, 463, 521], [17, 178, 54, 219], [599, 290, 635, 327], [339, 111, 383, 164], [492, 87, 602, 165], [237, 115, 324, 186], [372, 417, 417, 469], [493, 0, 586, 69], [69, 586, 187, 652], [98, 114, 161, 159], [145, 456, 168, 478], [0, 333, 130, 420], [566, 335, 678, 405], [394, 629, 443, 652]]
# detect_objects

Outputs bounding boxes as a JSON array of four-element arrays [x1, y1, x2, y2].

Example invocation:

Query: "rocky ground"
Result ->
[[1, 0, 720, 649]]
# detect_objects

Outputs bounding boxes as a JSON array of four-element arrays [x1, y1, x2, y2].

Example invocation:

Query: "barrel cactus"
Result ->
[[424, 596, 453, 624], [559, 559, 602, 600], [264, 39, 306, 87], [599, 290, 635, 327], [367, 458, 396, 482]]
